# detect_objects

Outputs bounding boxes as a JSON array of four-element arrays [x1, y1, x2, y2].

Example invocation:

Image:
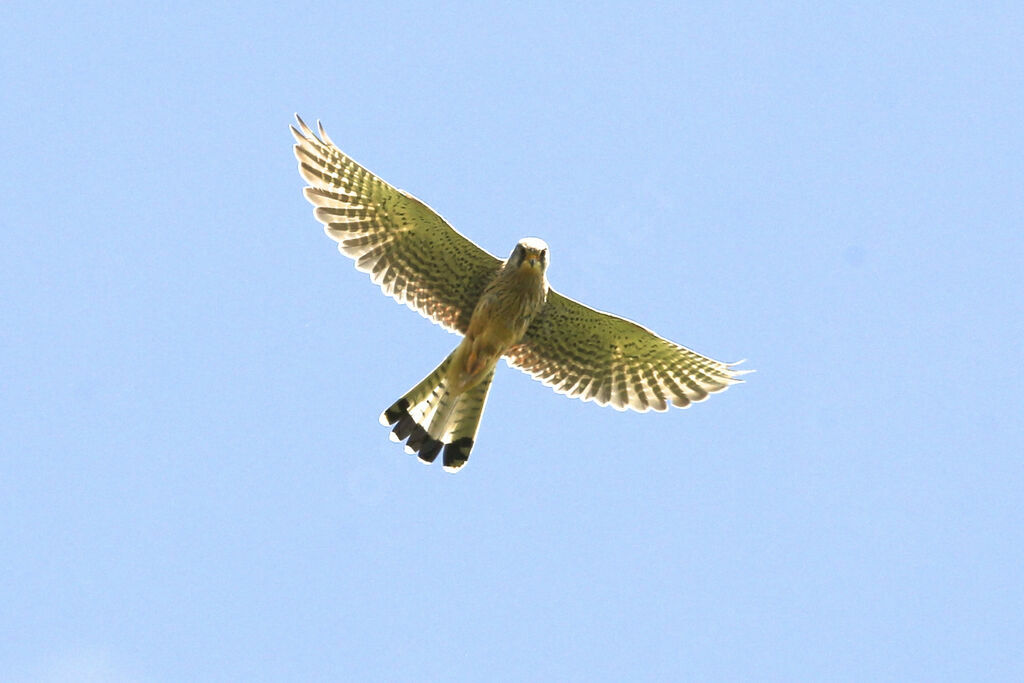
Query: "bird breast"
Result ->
[[472, 268, 547, 347]]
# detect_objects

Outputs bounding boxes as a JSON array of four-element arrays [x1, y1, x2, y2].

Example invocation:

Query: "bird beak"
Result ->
[[522, 250, 540, 268]]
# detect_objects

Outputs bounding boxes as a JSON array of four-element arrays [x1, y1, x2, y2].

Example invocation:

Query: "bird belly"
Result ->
[[450, 271, 545, 394], [450, 300, 521, 394], [447, 334, 502, 395]]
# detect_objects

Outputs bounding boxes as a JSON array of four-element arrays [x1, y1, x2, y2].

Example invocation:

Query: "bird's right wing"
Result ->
[[506, 290, 748, 412], [292, 115, 503, 334]]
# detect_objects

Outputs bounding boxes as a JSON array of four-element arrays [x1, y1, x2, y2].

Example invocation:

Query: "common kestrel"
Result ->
[[292, 115, 747, 472]]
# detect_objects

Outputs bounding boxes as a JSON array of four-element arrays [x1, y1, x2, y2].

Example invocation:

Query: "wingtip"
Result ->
[[293, 114, 315, 139], [729, 361, 755, 378], [292, 114, 335, 147], [317, 119, 335, 146], [724, 358, 754, 381]]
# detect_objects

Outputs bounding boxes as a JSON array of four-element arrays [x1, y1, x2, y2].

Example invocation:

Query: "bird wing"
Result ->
[[292, 115, 502, 334], [506, 290, 748, 412]]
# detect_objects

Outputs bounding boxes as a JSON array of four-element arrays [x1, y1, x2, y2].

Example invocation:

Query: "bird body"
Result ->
[[292, 115, 748, 472], [380, 238, 549, 470], [460, 238, 549, 387]]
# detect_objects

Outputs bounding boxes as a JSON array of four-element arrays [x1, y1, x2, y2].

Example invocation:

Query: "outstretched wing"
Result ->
[[292, 115, 502, 334], [506, 290, 748, 412]]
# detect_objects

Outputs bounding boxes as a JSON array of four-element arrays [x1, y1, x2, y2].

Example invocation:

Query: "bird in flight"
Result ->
[[292, 115, 748, 472]]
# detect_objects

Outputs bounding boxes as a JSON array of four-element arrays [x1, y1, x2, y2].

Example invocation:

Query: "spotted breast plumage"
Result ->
[[292, 115, 748, 472]]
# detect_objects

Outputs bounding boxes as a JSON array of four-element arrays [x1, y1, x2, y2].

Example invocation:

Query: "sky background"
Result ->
[[2, 2, 1022, 681]]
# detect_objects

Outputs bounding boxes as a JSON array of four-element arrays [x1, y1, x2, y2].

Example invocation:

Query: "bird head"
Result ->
[[509, 237, 549, 273]]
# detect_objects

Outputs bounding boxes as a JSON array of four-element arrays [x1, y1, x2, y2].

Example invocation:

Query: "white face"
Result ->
[[510, 237, 549, 271]]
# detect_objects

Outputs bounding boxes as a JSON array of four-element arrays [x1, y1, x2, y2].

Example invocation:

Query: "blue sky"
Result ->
[[2, 2, 1022, 680]]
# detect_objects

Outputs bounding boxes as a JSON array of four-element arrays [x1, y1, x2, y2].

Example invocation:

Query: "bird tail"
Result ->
[[379, 354, 495, 472]]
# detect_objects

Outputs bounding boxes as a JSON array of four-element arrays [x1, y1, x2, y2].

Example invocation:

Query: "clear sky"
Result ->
[[2, 2, 1022, 681]]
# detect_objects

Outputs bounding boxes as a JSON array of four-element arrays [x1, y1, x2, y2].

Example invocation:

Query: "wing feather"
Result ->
[[506, 290, 749, 412], [292, 115, 502, 334]]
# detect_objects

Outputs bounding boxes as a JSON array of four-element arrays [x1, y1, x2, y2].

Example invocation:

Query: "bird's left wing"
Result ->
[[292, 115, 502, 334], [506, 290, 748, 412]]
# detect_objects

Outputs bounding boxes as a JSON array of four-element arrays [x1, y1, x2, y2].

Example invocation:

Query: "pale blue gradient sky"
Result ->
[[2, 2, 1022, 680]]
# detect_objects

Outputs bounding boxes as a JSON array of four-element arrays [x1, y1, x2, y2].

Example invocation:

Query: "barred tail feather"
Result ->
[[440, 368, 494, 472], [379, 355, 494, 472], [379, 354, 451, 429]]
